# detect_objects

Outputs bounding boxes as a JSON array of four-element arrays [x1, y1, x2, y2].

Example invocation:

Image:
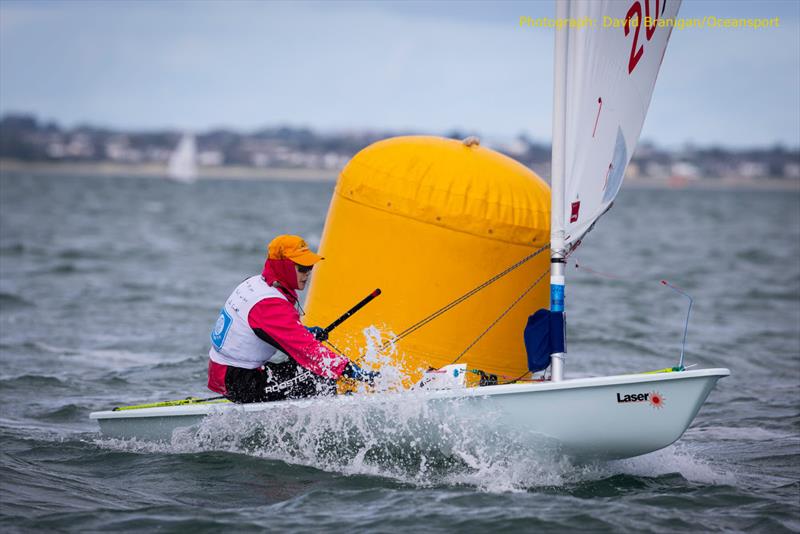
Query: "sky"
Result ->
[[0, 0, 798, 148]]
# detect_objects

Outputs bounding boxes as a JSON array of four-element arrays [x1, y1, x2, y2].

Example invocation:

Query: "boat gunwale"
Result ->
[[89, 368, 730, 420]]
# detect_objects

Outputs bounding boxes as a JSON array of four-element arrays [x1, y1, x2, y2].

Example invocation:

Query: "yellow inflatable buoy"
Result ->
[[305, 136, 550, 381]]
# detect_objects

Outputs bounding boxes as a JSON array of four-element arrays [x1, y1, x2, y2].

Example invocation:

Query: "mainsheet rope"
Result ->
[[451, 265, 550, 365], [379, 243, 550, 353]]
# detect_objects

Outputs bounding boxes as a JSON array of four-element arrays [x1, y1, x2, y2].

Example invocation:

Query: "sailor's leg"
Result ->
[[223, 366, 271, 403], [263, 362, 337, 399]]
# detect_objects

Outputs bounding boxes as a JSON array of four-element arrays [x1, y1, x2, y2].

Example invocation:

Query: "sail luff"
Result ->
[[550, 0, 568, 253], [549, 0, 570, 382]]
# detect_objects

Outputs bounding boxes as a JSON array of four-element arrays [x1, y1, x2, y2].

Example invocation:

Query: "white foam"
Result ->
[[609, 445, 736, 485], [94, 385, 572, 492], [93, 327, 736, 493], [95, 402, 735, 492]]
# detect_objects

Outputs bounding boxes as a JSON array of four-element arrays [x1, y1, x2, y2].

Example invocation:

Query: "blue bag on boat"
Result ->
[[524, 309, 565, 372]]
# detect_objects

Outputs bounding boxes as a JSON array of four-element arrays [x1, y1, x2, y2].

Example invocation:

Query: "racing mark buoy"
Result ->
[[305, 136, 550, 381]]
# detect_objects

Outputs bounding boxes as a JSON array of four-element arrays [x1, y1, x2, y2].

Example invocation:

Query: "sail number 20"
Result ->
[[624, 0, 664, 74]]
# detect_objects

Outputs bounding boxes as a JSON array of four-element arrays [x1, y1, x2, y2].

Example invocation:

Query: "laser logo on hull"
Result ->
[[648, 391, 665, 409], [616, 391, 665, 409]]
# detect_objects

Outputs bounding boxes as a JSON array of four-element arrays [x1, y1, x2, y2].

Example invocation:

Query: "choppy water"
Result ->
[[1, 172, 798, 532]]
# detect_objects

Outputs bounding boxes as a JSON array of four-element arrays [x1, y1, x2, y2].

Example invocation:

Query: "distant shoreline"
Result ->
[[1, 159, 798, 191], [0, 159, 339, 182], [624, 176, 800, 192]]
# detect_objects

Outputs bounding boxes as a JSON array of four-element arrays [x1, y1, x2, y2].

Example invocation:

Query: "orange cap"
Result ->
[[267, 235, 324, 266]]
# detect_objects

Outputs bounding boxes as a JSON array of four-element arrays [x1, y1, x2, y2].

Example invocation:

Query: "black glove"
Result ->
[[305, 326, 328, 341], [341, 362, 380, 385]]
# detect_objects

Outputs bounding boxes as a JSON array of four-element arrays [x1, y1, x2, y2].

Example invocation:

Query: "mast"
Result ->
[[549, 0, 568, 382]]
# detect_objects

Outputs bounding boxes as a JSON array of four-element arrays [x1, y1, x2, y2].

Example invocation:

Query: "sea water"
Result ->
[[1, 172, 798, 532]]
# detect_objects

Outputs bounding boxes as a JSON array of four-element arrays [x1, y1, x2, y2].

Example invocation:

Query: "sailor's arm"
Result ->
[[247, 298, 349, 379]]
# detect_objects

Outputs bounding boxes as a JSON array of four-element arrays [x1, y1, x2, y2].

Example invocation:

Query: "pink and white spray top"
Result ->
[[551, 0, 682, 251]]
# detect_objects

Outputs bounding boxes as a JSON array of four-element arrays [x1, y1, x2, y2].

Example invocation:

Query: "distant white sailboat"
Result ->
[[167, 133, 198, 183]]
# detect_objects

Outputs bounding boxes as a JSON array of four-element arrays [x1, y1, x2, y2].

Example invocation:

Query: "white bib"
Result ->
[[209, 275, 290, 369]]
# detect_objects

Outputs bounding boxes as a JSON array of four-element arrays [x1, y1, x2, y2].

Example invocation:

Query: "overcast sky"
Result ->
[[1, 0, 798, 148]]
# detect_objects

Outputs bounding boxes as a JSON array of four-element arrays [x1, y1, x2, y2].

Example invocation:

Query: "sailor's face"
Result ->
[[295, 264, 312, 290]]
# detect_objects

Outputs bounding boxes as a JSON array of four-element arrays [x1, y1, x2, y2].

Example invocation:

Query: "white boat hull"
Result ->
[[90, 368, 729, 460]]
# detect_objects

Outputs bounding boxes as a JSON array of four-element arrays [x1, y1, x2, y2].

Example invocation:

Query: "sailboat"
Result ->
[[167, 132, 198, 183], [91, 0, 729, 460]]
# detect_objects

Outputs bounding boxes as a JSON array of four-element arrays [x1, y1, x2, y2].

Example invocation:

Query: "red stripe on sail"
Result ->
[[592, 97, 603, 138], [570, 201, 581, 223]]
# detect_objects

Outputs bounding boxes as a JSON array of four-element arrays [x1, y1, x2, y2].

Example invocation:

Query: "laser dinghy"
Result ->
[[91, 0, 729, 460], [90, 368, 728, 460]]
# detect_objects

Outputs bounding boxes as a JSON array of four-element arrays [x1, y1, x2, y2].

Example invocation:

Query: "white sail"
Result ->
[[167, 133, 198, 183], [553, 0, 681, 250]]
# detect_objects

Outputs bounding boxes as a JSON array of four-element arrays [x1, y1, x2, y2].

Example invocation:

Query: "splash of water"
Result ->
[[96, 395, 732, 493], [94, 326, 734, 492]]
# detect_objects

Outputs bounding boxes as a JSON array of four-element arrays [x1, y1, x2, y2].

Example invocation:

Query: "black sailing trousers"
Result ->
[[224, 361, 337, 403]]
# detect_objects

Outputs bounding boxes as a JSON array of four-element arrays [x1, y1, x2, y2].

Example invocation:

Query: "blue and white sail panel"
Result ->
[[559, 0, 681, 249]]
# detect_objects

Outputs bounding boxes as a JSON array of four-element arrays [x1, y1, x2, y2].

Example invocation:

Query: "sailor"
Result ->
[[207, 235, 376, 403]]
